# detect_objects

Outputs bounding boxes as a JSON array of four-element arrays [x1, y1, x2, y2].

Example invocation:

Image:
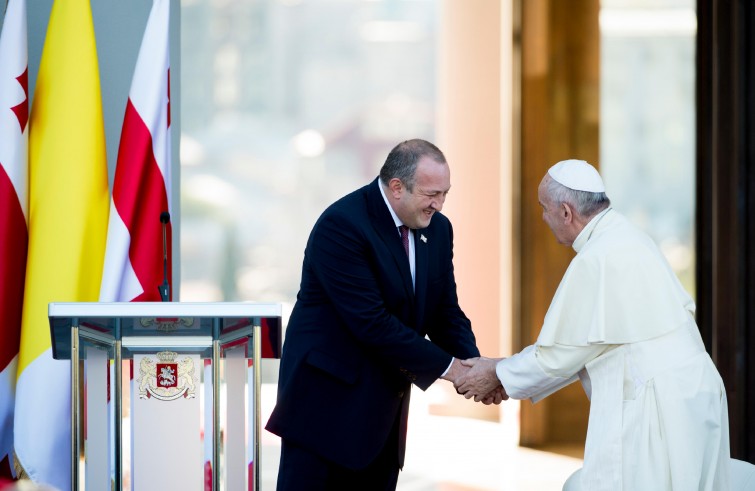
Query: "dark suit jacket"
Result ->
[[265, 178, 479, 470]]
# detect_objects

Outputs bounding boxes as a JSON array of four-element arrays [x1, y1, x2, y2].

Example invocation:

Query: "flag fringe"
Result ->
[[12, 451, 28, 480]]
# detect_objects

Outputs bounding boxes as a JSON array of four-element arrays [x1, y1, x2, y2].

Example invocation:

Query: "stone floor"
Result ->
[[259, 384, 583, 491]]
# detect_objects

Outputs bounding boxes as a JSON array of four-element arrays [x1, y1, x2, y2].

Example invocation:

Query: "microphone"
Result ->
[[158, 211, 171, 302]]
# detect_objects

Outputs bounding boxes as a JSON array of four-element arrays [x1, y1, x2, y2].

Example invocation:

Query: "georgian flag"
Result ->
[[100, 0, 172, 302], [0, 0, 28, 479]]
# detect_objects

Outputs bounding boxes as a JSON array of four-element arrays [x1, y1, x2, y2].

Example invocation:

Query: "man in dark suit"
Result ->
[[266, 139, 505, 490]]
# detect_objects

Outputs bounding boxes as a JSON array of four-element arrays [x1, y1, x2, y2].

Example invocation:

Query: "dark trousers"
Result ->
[[276, 419, 401, 491]]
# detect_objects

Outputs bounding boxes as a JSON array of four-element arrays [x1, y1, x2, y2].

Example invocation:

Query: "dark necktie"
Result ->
[[399, 225, 410, 257]]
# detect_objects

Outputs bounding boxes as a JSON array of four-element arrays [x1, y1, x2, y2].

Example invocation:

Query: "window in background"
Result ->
[[179, 0, 439, 305], [600, 0, 697, 294]]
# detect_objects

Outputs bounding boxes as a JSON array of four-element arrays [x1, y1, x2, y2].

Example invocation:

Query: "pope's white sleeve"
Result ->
[[496, 343, 614, 402], [495, 345, 575, 402]]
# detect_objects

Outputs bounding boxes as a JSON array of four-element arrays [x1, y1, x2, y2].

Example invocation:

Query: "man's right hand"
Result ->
[[440, 357, 469, 383]]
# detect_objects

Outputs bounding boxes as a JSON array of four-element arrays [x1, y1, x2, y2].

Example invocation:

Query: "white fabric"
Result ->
[[582, 347, 624, 490], [14, 350, 71, 489], [0, 357, 17, 474], [563, 469, 582, 491], [497, 343, 614, 403], [616, 323, 729, 490], [731, 459, 755, 490], [568, 458, 754, 491], [495, 345, 569, 401], [100, 200, 143, 301], [538, 209, 695, 346], [129, 0, 172, 197], [496, 209, 730, 490], [0, 0, 28, 220], [547, 159, 605, 192]]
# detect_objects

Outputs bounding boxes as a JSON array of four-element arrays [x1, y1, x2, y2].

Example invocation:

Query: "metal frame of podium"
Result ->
[[49, 302, 282, 491]]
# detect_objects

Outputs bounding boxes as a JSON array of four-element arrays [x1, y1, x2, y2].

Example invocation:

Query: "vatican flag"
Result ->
[[14, 0, 109, 488]]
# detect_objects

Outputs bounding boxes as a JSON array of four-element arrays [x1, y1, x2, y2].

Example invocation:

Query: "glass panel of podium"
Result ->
[[49, 302, 282, 491]]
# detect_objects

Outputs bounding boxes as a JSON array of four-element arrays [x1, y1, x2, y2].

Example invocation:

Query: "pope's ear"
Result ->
[[561, 202, 574, 223]]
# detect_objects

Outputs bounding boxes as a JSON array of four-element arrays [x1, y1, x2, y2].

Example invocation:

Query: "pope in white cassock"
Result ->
[[456, 160, 730, 491]]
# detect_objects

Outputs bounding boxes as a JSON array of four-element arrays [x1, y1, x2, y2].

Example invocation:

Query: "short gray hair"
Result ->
[[379, 139, 446, 192], [546, 177, 610, 218]]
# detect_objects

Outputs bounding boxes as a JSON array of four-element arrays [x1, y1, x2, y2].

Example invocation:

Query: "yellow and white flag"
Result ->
[[14, 0, 109, 488]]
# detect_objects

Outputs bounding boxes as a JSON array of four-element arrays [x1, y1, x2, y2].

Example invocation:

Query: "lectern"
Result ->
[[49, 302, 282, 491]]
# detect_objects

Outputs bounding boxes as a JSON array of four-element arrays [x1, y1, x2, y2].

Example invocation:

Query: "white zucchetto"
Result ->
[[547, 159, 606, 193]]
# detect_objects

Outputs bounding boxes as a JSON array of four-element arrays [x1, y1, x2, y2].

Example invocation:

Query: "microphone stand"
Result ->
[[159, 211, 171, 301]]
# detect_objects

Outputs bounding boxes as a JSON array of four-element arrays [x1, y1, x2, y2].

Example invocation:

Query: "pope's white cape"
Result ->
[[537, 208, 694, 346]]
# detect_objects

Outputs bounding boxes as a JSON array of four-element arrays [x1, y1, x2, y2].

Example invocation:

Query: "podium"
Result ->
[[49, 302, 282, 491]]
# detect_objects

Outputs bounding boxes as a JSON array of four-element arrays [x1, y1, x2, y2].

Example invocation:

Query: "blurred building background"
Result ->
[[179, 0, 440, 305], [600, 0, 697, 292]]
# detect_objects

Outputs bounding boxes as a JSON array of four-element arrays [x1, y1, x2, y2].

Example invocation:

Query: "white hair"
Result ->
[[546, 177, 610, 218]]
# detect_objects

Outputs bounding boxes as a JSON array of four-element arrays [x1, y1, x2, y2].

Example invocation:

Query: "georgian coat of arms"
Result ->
[[139, 317, 195, 332], [137, 351, 197, 401]]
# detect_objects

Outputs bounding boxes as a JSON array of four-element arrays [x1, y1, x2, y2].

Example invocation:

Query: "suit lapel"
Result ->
[[366, 179, 415, 299]]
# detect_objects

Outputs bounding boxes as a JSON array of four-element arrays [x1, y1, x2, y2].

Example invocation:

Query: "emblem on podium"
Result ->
[[138, 317, 195, 332], [137, 351, 197, 401]]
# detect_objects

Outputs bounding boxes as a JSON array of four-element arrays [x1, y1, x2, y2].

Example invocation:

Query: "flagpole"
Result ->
[[114, 319, 123, 490], [253, 325, 262, 491], [71, 321, 80, 491], [213, 319, 221, 491]]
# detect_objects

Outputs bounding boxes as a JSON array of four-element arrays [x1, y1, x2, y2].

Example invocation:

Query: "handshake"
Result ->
[[442, 357, 509, 405]]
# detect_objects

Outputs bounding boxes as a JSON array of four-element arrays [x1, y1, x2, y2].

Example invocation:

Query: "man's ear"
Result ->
[[388, 178, 404, 198]]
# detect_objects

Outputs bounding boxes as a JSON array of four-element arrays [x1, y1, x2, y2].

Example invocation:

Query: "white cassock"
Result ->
[[497, 208, 730, 491]]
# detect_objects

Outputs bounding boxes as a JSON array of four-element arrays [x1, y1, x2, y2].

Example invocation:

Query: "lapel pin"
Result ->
[[420, 234, 427, 243]]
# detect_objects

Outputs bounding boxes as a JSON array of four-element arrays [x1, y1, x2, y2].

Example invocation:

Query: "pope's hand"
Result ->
[[478, 385, 508, 405]]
